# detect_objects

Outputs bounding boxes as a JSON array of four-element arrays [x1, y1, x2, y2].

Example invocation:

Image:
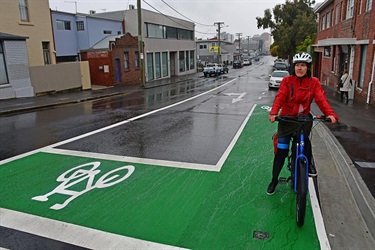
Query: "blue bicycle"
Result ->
[[276, 114, 331, 227]]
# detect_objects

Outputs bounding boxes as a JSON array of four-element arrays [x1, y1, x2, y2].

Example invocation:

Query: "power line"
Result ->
[[160, 0, 212, 27], [142, 0, 190, 29]]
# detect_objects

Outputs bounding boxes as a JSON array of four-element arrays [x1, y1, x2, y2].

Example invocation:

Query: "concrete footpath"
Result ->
[[1, 74, 375, 249]]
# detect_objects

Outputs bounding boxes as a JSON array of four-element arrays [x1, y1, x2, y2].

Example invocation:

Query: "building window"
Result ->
[[18, 0, 29, 22], [135, 51, 139, 68], [335, 5, 340, 25], [178, 29, 193, 40], [321, 15, 326, 30], [57, 20, 71, 30], [190, 50, 195, 70], [185, 51, 189, 71], [162, 52, 168, 77], [166, 27, 178, 39], [155, 52, 161, 79], [326, 11, 331, 28], [346, 0, 354, 19], [76, 21, 84, 31], [0, 43, 9, 85], [103, 30, 112, 34], [42, 42, 51, 65], [366, 0, 373, 11], [124, 52, 129, 70], [146, 23, 165, 38], [324, 47, 331, 57], [179, 51, 185, 72], [199, 44, 207, 49], [147, 53, 154, 81]]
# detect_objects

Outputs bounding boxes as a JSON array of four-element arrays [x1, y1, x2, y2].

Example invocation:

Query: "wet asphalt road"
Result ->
[[1, 58, 276, 249], [1, 56, 374, 249]]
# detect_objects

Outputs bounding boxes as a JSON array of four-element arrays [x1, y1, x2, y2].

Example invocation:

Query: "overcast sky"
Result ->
[[49, 0, 288, 39]]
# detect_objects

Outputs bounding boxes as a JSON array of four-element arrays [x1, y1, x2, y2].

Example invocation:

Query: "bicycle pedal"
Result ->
[[278, 177, 288, 184]]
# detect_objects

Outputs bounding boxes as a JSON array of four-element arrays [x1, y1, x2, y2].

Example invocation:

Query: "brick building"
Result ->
[[81, 33, 140, 86], [314, 0, 375, 105]]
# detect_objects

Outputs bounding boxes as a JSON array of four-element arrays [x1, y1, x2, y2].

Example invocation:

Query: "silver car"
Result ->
[[269, 70, 289, 89]]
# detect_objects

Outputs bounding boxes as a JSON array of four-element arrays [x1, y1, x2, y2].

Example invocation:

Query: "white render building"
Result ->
[[94, 8, 196, 83]]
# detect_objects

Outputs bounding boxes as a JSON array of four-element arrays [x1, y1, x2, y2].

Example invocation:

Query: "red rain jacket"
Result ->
[[270, 75, 339, 120]]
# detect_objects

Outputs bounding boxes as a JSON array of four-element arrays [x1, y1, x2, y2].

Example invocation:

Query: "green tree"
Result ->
[[256, 0, 317, 63]]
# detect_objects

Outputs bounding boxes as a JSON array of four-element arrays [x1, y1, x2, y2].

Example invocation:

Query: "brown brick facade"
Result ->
[[81, 33, 140, 86], [314, 0, 375, 105]]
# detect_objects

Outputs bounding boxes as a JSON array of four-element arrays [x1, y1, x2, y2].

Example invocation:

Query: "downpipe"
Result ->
[[367, 55, 375, 104]]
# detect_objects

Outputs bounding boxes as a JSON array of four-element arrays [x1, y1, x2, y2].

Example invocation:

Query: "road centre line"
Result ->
[[0, 79, 236, 165], [0, 208, 187, 250]]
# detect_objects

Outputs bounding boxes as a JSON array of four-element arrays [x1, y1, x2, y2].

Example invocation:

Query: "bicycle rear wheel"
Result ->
[[296, 158, 307, 227]]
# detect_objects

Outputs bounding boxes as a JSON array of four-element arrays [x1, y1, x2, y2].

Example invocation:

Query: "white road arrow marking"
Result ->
[[224, 92, 247, 103]]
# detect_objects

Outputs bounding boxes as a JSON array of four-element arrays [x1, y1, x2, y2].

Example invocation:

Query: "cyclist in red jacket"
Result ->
[[267, 52, 339, 195]]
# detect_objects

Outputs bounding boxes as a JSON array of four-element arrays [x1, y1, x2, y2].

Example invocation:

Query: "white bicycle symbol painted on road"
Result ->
[[32, 162, 135, 210], [261, 105, 272, 112]]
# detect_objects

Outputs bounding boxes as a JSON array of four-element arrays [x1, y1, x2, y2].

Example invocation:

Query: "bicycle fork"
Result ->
[[294, 133, 309, 193]]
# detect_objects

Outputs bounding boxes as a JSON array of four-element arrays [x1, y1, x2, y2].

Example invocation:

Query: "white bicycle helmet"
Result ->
[[293, 52, 312, 63]]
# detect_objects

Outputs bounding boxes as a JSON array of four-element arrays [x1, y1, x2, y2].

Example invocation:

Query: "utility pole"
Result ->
[[137, 0, 145, 87], [236, 33, 242, 60], [215, 22, 224, 64], [247, 36, 250, 55]]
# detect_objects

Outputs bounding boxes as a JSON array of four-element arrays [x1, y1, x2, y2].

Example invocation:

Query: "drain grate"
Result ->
[[253, 231, 269, 240]]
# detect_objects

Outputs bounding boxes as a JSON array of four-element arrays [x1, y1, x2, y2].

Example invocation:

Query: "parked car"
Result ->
[[233, 60, 243, 68], [203, 63, 222, 77], [243, 59, 251, 66], [218, 64, 229, 74], [273, 62, 288, 71], [269, 70, 290, 89]]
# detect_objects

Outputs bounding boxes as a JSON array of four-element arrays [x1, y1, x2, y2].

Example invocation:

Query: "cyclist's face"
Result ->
[[295, 63, 307, 77]]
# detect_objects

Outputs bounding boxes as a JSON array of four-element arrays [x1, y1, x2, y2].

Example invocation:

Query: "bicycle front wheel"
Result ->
[[296, 158, 307, 227]]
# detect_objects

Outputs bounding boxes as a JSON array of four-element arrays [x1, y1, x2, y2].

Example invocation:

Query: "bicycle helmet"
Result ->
[[293, 52, 312, 63]]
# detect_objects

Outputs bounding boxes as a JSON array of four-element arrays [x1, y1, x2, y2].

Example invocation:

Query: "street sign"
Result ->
[[209, 46, 218, 53]]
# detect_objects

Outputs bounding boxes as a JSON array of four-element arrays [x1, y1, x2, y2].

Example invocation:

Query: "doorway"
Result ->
[[170, 52, 176, 76], [115, 58, 121, 83]]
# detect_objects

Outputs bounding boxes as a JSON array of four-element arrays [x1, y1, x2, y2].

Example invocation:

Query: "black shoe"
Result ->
[[267, 181, 278, 195], [308, 162, 317, 177]]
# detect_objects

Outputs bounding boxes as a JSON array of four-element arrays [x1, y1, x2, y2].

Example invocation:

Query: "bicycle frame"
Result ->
[[293, 131, 309, 194], [277, 114, 331, 227]]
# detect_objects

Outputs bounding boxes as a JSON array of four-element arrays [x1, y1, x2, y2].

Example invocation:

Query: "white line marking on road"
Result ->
[[309, 180, 331, 250], [43, 103, 257, 173], [0, 79, 237, 166], [0, 208, 187, 250], [216, 104, 256, 170], [44, 148, 218, 171]]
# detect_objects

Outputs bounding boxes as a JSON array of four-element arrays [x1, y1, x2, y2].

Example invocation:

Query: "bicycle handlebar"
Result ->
[[275, 115, 332, 123]]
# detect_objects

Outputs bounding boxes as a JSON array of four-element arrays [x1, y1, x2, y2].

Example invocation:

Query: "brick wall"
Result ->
[[81, 51, 112, 86], [81, 33, 140, 86]]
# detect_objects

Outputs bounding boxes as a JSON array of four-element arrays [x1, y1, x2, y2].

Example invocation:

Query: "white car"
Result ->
[[243, 59, 251, 66], [269, 70, 289, 89]]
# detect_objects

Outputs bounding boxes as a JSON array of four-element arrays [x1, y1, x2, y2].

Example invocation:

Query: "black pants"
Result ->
[[271, 135, 312, 183], [341, 91, 349, 101]]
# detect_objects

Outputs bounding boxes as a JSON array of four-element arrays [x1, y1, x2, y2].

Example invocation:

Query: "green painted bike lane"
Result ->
[[0, 105, 321, 249]]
